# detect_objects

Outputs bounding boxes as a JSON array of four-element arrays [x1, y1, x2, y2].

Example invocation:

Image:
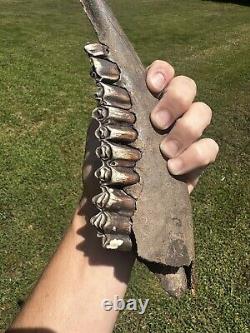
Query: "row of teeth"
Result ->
[[85, 43, 141, 251]]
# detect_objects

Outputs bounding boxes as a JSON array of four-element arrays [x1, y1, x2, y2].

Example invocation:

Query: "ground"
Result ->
[[0, 0, 249, 332]]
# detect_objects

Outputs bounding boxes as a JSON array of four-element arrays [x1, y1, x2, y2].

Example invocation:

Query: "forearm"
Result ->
[[10, 207, 135, 333]]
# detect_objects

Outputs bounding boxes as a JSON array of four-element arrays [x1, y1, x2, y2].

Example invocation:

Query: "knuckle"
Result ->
[[171, 89, 191, 111], [177, 118, 202, 139]]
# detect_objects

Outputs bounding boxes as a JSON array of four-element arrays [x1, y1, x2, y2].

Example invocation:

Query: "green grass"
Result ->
[[0, 0, 249, 331]]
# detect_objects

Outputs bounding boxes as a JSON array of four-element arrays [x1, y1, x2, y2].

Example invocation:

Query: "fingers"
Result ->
[[151, 75, 197, 129], [146, 60, 175, 93], [147, 60, 219, 193], [160, 102, 212, 158], [167, 138, 219, 176]]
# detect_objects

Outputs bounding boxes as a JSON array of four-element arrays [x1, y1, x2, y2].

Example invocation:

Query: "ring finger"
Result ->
[[160, 102, 212, 158]]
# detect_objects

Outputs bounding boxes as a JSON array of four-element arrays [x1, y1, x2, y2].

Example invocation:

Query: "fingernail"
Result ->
[[168, 158, 183, 175], [161, 140, 179, 158], [153, 109, 172, 129], [150, 72, 166, 91]]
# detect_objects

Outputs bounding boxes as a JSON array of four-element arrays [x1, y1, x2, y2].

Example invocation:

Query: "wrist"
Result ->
[[71, 204, 136, 274]]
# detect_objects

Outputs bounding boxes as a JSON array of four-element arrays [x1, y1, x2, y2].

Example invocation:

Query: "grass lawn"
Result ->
[[0, 0, 249, 331]]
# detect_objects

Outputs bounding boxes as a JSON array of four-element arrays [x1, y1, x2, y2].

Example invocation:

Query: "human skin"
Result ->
[[8, 61, 219, 333]]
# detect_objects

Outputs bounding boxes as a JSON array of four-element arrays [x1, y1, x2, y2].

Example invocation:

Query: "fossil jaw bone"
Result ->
[[81, 0, 195, 297]]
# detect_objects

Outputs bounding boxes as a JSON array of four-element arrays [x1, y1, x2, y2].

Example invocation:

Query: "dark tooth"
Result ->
[[92, 106, 136, 124], [84, 43, 109, 57], [96, 141, 141, 161], [91, 58, 120, 83], [102, 233, 133, 251], [96, 82, 132, 110], [95, 164, 139, 186], [92, 186, 136, 215], [95, 165, 112, 183], [96, 141, 112, 160], [90, 211, 132, 236], [95, 124, 138, 143]]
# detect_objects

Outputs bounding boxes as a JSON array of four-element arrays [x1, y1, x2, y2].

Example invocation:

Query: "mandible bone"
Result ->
[[80, 0, 195, 297]]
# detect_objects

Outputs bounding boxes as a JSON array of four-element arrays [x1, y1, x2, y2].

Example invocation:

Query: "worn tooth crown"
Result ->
[[96, 141, 141, 161], [84, 43, 109, 58], [85, 42, 141, 251], [96, 83, 132, 110], [96, 142, 112, 160], [91, 58, 120, 83], [96, 123, 138, 143], [93, 187, 136, 214], [92, 106, 136, 124]]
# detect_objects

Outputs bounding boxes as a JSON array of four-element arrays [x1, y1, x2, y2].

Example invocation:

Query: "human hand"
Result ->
[[147, 60, 219, 193]]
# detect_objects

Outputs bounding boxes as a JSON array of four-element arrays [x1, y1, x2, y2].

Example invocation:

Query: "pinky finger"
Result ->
[[167, 138, 219, 176]]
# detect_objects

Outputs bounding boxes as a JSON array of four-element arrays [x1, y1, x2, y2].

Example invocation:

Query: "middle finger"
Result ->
[[160, 102, 212, 158], [150, 75, 197, 130]]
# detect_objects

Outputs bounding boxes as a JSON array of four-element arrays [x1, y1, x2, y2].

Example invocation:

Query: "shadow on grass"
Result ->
[[203, 0, 250, 5]]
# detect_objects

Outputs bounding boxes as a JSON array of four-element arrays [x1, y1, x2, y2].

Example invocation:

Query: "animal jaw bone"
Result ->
[[81, 0, 195, 297]]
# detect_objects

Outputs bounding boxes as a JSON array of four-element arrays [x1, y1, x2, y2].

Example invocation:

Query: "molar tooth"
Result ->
[[95, 165, 139, 186], [95, 124, 137, 143], [84, 43, 109, 57], [96, 83, 132, 110], [90, 211, 107, 229], [93, 191, 109, 208], [96, 141, 112, 160], [102, 233, 132, 251], [92, 186, 136, 215], [96, 141, 141, 161], [92, 107, 136, 124], [90, 211, 132, 235], [91, 58, 120, 83], [95, 165, 112, 183]]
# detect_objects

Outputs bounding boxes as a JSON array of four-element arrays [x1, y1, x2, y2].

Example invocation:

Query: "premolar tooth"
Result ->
[[95, 165, 139, 186], [84, 43, 109, 57], [96, 141, 141, 161], [92, 107, 136, 124], [96, 82, 132, 110], [95, 124, 137, 143], [91, 58, 120, 83], [92, 186, 136, 215]]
